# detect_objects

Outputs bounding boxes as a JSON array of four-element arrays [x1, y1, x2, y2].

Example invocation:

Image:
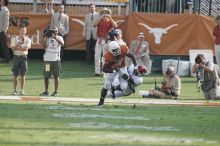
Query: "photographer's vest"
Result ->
[[201, 62, 220, 92]]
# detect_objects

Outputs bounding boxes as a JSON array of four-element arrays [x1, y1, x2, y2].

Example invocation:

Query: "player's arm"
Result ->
[[126, 52, 137, 67], [103, 62, 117, 73]]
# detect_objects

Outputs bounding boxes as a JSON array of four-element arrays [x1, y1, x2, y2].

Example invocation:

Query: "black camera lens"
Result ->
[[195, 54, 204, 64], [166, 70, 170, 75], [109, 30, 120, 41]]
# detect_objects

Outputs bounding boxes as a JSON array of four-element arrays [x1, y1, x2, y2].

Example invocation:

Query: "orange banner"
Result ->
[[8, 13, 216, 55], [125, 13, 216, 55]]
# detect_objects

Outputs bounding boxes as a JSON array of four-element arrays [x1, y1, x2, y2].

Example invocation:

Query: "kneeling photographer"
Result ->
[[40, 27, 64, 97], [192, 54, 220, 100], [142, 66, 181, 99]]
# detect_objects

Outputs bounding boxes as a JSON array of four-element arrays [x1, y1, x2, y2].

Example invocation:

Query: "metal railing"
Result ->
[[195, 0, 220, 16], [8, 0, 220, 17], [132, 0, 190, 14], [131, 0, 220, 16], [9, 0, 129, 16]]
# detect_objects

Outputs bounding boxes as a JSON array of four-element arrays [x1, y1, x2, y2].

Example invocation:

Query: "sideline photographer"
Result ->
[[40, 27, 64, 97], [192, 54, 220, 100], [142, 66, 181, 99]]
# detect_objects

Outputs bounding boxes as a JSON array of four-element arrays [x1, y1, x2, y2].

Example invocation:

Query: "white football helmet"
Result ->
[[108, 41, 121, 56]]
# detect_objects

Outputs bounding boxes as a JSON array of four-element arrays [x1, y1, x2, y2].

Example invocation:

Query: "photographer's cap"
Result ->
[[167, 66, 175, 72], [115, 29, 122, 35], [138, 32, 145, 38]]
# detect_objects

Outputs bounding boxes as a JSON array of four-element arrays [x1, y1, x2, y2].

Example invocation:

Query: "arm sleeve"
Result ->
[[10, 37, 17, 48], [83, 16, 87, 37], [65, 16, 70, 34], [26, 38, 32, 48], [58, 36, 64, 45], [172, 77, 181, 96], [3, 11, 10, 32]]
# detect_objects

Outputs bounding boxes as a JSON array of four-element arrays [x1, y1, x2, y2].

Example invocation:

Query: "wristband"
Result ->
[[113, 70, 116, 73]]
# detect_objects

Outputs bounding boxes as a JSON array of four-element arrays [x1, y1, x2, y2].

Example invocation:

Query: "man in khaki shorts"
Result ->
[[40, 27, 64, 96], [10, 26, 31, 95]]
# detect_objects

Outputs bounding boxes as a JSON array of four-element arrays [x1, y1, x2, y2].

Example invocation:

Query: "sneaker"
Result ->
[[97, 102, 104, 108], [51, 91, 58, 96], [20, 90, 25, 95], [12, 90, 17, 95], [40, 91, 49, 96]]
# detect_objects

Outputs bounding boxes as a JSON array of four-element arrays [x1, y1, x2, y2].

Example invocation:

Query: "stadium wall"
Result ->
[[8, 12, 216, 56]]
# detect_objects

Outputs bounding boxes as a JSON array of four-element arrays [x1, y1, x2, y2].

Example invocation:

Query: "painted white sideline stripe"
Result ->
[[53, 113, 150, 121], [68, 122, 179, 131], [47, 106, 125, 112], [0, 96, 21, 100]]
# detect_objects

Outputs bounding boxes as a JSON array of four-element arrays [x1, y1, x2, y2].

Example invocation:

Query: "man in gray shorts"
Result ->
[[10, 26, 31, 95], [40, 26, 64, 96]]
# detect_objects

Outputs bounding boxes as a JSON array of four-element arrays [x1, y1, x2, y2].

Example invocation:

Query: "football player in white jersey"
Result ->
[[106, 64, 147, 98]]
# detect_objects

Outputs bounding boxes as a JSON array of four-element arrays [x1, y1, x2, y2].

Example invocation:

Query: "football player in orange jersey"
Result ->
[[97, 41, 138, 107]]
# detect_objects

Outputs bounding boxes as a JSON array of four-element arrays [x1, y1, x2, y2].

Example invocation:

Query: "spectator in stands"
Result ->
[[83, 4, 99, 64], [50, 4, 69, 61], [142, 66, 181, 99], [192, 54, 220, 100], [213, 16, 220, 68], [93, 7, 117, 76], [40, 27, 64, 97], [129, 32, 151, 75], [165, 0, 176, 13], [10, 26, 31, 95], [41, 0, 54, 13], [0, 0, 11, 63]]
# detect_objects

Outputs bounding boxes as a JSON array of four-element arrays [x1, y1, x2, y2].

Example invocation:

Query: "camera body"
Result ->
[[166, 70, 171, 75], [108, 30, 120, 41], [44, 27, 56, 37], [195, 54, 203, 64]]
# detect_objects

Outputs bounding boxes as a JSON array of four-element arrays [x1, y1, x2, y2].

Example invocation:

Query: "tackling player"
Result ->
[[97, 41, 138, 107]]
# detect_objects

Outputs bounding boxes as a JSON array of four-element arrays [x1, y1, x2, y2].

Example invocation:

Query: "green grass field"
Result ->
[[0, 60, 220, 146], [0, 60, 203, 99]]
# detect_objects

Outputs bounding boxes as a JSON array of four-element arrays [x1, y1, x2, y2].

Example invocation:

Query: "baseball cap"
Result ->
[[138, 32, 145, 38]]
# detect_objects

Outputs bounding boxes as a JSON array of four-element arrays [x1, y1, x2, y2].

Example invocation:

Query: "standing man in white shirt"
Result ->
[[0, 0, 11, 63], [40, 27, 64, 96], [50, 4, 69, 61], [10, 26, 31, 95], [83, 4, 99, 64]]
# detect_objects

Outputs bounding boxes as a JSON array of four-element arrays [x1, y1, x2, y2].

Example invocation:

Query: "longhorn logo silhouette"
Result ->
[[138, 23, 178, 44]]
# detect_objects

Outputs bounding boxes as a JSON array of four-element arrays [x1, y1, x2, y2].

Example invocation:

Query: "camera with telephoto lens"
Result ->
[[195, 54, 203, 64], [166, 70, 171, 75], [44, 26, 56, 37], [108, 30, 120, 41]]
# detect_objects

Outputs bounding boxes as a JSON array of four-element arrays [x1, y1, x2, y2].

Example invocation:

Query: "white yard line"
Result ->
[[0, 95, 220, 106]]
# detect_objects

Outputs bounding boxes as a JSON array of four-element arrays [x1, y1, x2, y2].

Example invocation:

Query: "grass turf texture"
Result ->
[[1, 60, 220, 145], [0, 102, 220, 146], [0, 60, 207, 99]]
